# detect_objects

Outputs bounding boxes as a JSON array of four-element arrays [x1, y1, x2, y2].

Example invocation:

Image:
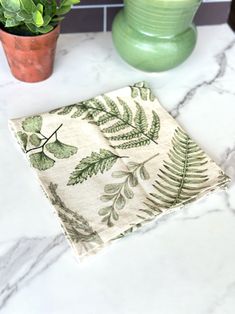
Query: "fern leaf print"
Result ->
[[130, 82, 156, 102], [50, 94, 160, 150], [48, 183, 103, 254], [145, 127, 210, 212], [68, 149, 122, 185]]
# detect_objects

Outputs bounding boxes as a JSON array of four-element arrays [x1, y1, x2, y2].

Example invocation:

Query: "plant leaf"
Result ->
[[148, 111, 160, 141], [33, 10, 44, 27], [115, 193, 126, 210], [37, 24, 54, 34], [134, 102, 148, 132], [127, 161, 139, 170], [100, 194, 116, 202], [118, 97, 132, 123], [144, 127, 209, 213], [22, 116, 42, 133], [112, 210, 119, 221], [68, 149, 119, 185], [29, 133, 41, 147], [5, 17, 20, 27], [112, 171, 129, 178], [46, 140, 77, 159], [57, 105, 74, 115], [20, 0, 36, 13], [1, 0, 20, 12], [104, 184, 121, 194], [101, 121, 126, 134], [17, 131, 28, 150], [29, 152, 55, 171], [139, 165, 150, 180], [130, 82, 155, 101], [48, 182, 102, 251], [50, 94, 160, 150], [129, 174, 138, 187], [98, 154, 157, 227], [102, 95, 120, 115], [98, 206, 112, 216], [123, 183, 134, 199], [112, 138, 150, 149], [106, 130, 141, 141]]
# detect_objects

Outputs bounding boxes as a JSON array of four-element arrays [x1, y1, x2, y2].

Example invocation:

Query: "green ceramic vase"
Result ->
[[112, 0, 202, 72]]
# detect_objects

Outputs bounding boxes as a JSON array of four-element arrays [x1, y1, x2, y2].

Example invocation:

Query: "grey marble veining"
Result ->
[[170, 38, 235, 118], [0, 235, 68, 310]]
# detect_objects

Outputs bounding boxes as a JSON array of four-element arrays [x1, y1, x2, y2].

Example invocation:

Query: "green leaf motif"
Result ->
[[57, 105, 74, 115], [29, 133, 41, 146], [217, 171, 230, 187], [29, 152, 55, 171], [144, 127, 209, 214], [21, 122, 77, 171], [50, 92, 160, 150], [130, 82, 155, 102], [46, 140, 77, 159], [68, 149, 120, 185], [115, 193, 126, 210], [148, 111, 160, 141], [22, 116, 42, 133], [104, 183, 121, 194], [48, 182, 102, 254], [134, 101, 148, 132], [118, 97, 132, 124], [50, 103, 86, 118], [99, 154, 158, 227], [139, 165, 150, 180], [103, 94, 120, 115], [17, 131, 28, 150], [112, 138, 150, 150], [114, 222, 144, 240]]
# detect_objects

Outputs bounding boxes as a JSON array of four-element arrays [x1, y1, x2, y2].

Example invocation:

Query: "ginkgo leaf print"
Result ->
[[17, 118, 77, 171], [50, 95, 160, 150], [17, 131, 28, 151], [46, 140, 78, 159], [22, 116, 42, 133], [29, 152, 55, 171], [144, 127, 210, 213]]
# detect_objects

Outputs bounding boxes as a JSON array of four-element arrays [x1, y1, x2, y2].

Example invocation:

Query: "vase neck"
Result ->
[[124, 0, 201, 37]]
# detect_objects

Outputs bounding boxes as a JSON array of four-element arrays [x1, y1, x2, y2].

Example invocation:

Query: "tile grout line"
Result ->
[[72, 0, 231, 10], [103, 6, 107, 32], [72, 4, 124, 10], [72, 0, 231, 7]]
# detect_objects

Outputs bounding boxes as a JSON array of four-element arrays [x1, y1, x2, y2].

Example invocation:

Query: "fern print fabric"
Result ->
[[9, 82, 230, 261]]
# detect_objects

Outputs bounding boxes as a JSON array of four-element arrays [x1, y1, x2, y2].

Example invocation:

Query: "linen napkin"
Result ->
[[10, 82, 230, 261]]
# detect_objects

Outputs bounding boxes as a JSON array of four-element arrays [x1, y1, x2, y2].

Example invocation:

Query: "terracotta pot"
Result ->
[[0, 25, 60, 83]]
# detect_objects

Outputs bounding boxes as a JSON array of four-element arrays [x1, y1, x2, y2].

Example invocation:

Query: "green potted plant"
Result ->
[[0, 0, 80, 82]]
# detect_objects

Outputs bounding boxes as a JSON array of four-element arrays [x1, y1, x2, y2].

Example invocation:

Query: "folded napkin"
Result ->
[[10, 82, 230, 261]]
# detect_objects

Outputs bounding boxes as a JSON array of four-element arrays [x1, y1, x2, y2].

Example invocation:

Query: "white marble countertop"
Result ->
[[0, 24, 235, 314]]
